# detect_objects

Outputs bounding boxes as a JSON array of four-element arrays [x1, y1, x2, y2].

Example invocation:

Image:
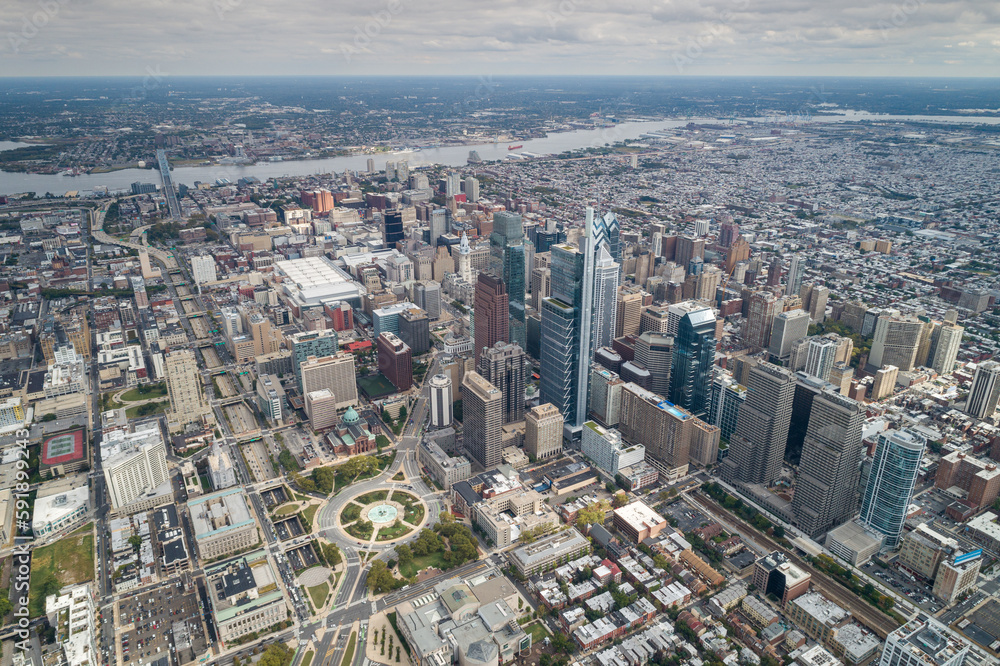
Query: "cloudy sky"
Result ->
[[2, 0, 999, 77]]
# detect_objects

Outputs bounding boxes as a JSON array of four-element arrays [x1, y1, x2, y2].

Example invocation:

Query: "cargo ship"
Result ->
[[508, 144, 523, 150]]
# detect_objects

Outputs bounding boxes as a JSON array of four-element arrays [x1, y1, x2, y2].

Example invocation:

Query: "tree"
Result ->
[[128, 535, 143, 549], [367, 560, 405, 594], [40, 413, 57, 422], [605, 481, 615, 493], [396, 544, 413, 564], [612, 492, 629, 508], [575, 500, 610, 528], [551, 633, 574, 654]]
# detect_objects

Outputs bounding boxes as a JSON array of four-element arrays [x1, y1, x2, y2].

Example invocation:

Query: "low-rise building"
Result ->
[[612, 501, 666, 543], [474, 489, 558, 548], [508, 528, 591, 576], [188, 488, 259, 562], [786, 591, 850, 645], [32, 485, 90, 538], [932, 554, 981, 604], [205, 551, 286, 647], [966, 511, 1000, 554], [752, 551, 811, 605], [419, 439, 471, 491]]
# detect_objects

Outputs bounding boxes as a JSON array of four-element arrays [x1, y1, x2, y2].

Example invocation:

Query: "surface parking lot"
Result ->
[[114, 583, 209, 666], [663, 502, 711, 533]]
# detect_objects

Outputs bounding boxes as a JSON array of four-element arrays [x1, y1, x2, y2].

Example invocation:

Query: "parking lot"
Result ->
[[114, 582, 209, 666], [662, 502, 712, 533], [860, 560, 941, 613]]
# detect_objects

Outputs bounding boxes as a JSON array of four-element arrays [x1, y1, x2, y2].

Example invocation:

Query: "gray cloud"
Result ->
[[0, 0, 998, 76]]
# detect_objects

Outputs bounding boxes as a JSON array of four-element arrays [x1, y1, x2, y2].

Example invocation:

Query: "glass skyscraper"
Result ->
[[859, 429, 926, 549], [540, 243, 584, 427], [491, 211, 526, 349], [590, 245, 619, 353], [669, 308, 716, 417]]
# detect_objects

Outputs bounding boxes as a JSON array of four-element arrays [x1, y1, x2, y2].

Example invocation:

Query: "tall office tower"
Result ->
[[965, 361, 1000, 419], [872, 365, 899, 401], [398, 307, 430, 355], [490, 211, 527, 349], [428, 374, 453, 428], [804, 337, 838, 382], [463, 371, 503, 469], [615, 287, 644, 338], [929, 320, 963, 374], [669, 310, 716, 416], [721, 363, 795, 486], [248, 313, 280, 357], [591, 246, 620, 352], [675, 235, 705, 273], [807, 285, 829, 322], [383, 209, 404, 247], [635, 332, 674, 398], [589, 366, 624, 427], [367, 158, 375, 173], [745, 292, 780, 351], [878, 616, 969, 666], [619, 382, 697, 479], [725, 237, 751, 274], [377, 332, 413, 392], [593, 210, 621, 263], [719, 218, 739, 248], [869, 313, 923, 371], [396, 160, 409, 183], [164, 349, 209, 430], [464, 176, 480, 202], [415, 281, 441, 320], [540, 244, 584, 428], [829, 362, 853, 396], [221, 306, 243, 338], [428, 208, 447, 246], [478, 342, 527, 424], [859, 429, 926, 549], [708, 373, 746, 443], [694, 218, 710, 237], [768, 309, 811, 363], [530, 266, 551, 311], [786, 255, 804, 296], [289, 330, 339, 390], [299, 353, 358, 409], [792, 390, 865, 538], [474, 273, 509, 366], [191, 255, 217, 285], [102, 425, 170, 510], [525, 403, 564, 461], [915, 319, 936, 368], [765, 258, 782, 287], [666, 301, 708, 337]]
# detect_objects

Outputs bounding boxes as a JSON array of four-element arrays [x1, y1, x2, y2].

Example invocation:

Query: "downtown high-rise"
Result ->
[[478, 341, 527, 424], [721, 363, 795, 487], [859, 429, 926, 549], [474, 273, 509, 366], [792, 389, 865, 538], [491, 211, 527, 349], [669, 308, 716, 417]]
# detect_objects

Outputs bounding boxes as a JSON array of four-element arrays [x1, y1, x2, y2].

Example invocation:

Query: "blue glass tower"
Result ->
[[491, 211, 526, 350], [859, 429, 926, 549], [669, 309, 716, 417]]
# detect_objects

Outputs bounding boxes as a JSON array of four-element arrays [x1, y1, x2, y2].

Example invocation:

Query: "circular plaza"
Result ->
[[337, 489, 427, 546]]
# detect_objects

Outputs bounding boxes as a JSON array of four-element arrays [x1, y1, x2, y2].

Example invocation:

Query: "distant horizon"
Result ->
[[2, 74, 1000, 80]]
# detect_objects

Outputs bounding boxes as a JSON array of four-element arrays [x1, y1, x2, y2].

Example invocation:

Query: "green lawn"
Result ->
[[341, 503, 362, 523], [392, 492, 418, 507], [357, 490, 389, 504], [29, 523, 94, 616], [524, 621, 551, 645], [392, 472, 405, 481], [404, 504, 425, 525], [274, 504, 299, 516], [301, 651, 314, 666], [377, 522, 413, 541], [346, 521, 373, 540], [307, 582, 329, 610], [341, 632, 357, 666], [399, 550, 450, 578], [119, 383, 168, 402], [125, 400, 168, 419], [302, 505, 318, 531]]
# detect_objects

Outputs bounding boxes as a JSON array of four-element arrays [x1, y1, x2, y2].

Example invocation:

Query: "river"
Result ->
[[2, 111, 999, 196]]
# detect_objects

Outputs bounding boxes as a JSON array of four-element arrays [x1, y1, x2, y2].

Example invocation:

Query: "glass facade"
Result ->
[[491, 212, 527, 350], [859, 429, 926, 549], [540, 298, 578, 424], [669, 309, 716, 416]]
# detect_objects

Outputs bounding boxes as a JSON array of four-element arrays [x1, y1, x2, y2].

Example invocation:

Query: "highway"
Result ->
[[156, 149, 182, 221]]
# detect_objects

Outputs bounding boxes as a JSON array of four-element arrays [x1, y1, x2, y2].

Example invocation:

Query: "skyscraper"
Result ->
[[377, 332, 413, 392], [593, 210, 621, 263], [669, 309, 716, 416], [474, 273, 509, 366], [615, 287, 644, 338], [792, 390, 865, 538], [456, 232, 473, 285], [478, 342, 527, 424], [721, 363, 795, 487], [635, 332, 674, 398], [745, 292, 780, 351], [591, 245, 620, 352], [463, 371, 503, 469], [765, 258, 782, 287], [965, 361, 1000, 419], [869, 313, 923, 372], [428, 208, 447, 246], [289, 329, 339, 391], [859, 429, 926, 549], [804, 337, 838, 382], [619, 382, 699, 480], [525, 403, 564, 461], [929, 320, 963, 375], [383, 209, 404, 247], [768, 309, 811, 364], [719, 218, 739, 248], [428, 374, 453, 429], [165, 349, 209, 431], [786, 254, 805, 296], [491, 211, 527, 349]]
